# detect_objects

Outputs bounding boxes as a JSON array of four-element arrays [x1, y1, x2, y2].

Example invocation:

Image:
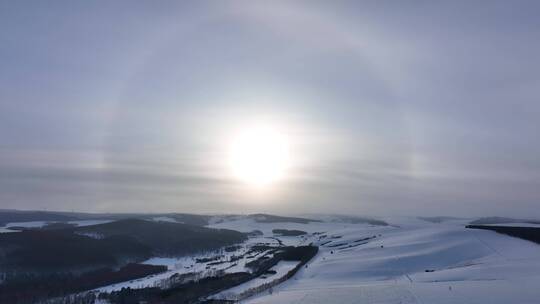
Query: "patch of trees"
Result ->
[[272, 229, 307, 236], [44, 292, 98, 304], [98, 246, 318, 304], [76, 219, 247, 256], [245, 254, 274, 272], [246, 230, 263, 237], [326, 242, 347, 248], [243, 245, 274, 257], [218, 246, 319, 302], [0, 263, 166, 304], [100, 272, 252, 304], [196, 256, 224, 263], [353, 236, 376, 243], [320, 240, 332, 246], [0, 230, 152, 272], [466, 225, 540, 244], [224, 245, 242, 252], [228, 255, 242, 263], [280, 246, 318, 263], [337, 242, 367, 250], [323, 236, 376, 250]]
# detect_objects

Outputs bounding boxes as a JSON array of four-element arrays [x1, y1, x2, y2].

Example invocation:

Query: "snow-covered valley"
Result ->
[[2, 214, 540, 303]]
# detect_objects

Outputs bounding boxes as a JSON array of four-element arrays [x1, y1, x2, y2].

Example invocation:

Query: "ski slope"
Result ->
[[210, 216, 540, 304]]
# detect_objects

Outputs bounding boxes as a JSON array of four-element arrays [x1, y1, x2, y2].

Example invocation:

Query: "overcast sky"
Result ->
[[1, 1, 539, 217]]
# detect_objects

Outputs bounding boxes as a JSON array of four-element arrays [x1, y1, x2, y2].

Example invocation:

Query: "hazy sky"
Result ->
[[1, 1, 539, 217]]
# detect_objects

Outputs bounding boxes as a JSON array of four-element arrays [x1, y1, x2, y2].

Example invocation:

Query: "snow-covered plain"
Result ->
[[209, 216, 540, 304]]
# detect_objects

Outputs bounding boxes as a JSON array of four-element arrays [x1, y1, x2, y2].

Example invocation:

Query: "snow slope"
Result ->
[[210, 216, 540, 304], [211, 261, 300, 300]]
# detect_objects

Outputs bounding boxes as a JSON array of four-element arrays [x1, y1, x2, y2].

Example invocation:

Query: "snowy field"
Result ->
[[209, 216, 540, 304]]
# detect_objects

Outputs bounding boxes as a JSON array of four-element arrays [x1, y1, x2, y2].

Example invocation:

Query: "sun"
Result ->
[[228, 125, 290, 186]]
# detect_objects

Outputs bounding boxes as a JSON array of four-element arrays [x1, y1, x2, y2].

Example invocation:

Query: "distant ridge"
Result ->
[[248, 213, 321, 224], [470, 217, 540, 225], [0, 209, 211, 226], [0, 210, 77, 226], [319, 214, 389, 226], [0, 209, 320, 227], [418, 216, 461, 223]]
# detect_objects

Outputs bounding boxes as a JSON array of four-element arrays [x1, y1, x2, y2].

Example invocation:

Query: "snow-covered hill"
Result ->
[[210, 216, 540, 304]]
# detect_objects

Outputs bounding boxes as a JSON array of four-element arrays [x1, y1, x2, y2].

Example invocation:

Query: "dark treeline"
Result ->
[[0, 264, 166, 304], [75, 219, 247, 256], [0, 229, 152, 272], [469, 217, 540, 225], [466, 225, 540, 244], [272, 229, 307, 236]]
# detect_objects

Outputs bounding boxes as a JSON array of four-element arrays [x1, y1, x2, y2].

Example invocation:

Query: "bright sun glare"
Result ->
[[228, 125, 290, 186]]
